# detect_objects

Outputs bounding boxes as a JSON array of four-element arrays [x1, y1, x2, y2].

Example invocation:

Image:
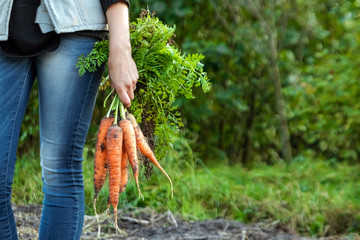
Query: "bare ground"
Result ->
[[13, 204, 350, 240]]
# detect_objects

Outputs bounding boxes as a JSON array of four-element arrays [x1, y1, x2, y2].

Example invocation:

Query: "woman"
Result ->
[[0, 0, 138, 239]]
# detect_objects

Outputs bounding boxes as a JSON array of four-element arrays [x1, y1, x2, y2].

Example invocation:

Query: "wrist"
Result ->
[[109, 37, 132, 55]]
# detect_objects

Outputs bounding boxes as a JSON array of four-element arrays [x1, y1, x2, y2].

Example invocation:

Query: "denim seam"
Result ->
[[4, 59, 34, 240], [70, 72, 94, 239]]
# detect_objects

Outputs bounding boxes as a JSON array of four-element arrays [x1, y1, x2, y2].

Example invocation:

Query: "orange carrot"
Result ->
[[106, 124, 123, 232], [93, 116, 114, 200], [119, 119, 143, 199], [106, 147, 128, 212], [126, 113, 173, 197], [120, 147, 129, 194]]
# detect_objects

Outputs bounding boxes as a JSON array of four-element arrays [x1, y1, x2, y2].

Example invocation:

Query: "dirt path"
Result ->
[[13, 204, 344, 240]]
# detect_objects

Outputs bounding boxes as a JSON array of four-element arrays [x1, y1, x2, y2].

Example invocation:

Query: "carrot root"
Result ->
[[93, 116, 114, 200], [119, 119, 144, 199], [120, 148, 129, 194], [106, 125, 123, 228], [127, 113, 173, 198]]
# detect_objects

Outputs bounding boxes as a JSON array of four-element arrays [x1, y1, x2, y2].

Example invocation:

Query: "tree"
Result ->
[[245, 0, 292, 161]]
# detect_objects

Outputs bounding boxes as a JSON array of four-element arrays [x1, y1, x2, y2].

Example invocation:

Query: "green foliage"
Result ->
[[18, 81, 40, 153], [13, 151, 43, 204], [19, 0, 360, 164], [124, 0, 360, 165], [77, 11, 210, 159], [12, 150, 360, 237], [85, 152, 360, 236], [288, 53, 360, 162], [77, 40, 109, 77], [13, 1, 360, 237], [285, 1, 360, 162], [157, 0, 283, 163]]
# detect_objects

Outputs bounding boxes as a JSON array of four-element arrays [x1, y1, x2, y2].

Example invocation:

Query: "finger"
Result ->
[[117, 90, 131, 108], [131, 77, 137, 90], [128, 87, 134, 100]]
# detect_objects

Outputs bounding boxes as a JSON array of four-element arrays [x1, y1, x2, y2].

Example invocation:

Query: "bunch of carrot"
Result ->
[[93, 94, 173, 233]]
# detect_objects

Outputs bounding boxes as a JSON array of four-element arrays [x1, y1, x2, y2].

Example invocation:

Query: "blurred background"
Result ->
[[14, 0, 360, 238]]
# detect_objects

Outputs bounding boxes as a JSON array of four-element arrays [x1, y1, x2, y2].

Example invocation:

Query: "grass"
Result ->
[[12, 151, 43, 205], [12, 146, 360, 237]]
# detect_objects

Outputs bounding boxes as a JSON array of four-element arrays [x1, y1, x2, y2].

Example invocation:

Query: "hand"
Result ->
[[106, 2, 138, 108], [108, 43, 138, 108]]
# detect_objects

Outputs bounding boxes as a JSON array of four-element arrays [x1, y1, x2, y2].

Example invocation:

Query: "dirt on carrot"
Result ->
[[106, 124, 123, 233], [93, 116, 114, 199]]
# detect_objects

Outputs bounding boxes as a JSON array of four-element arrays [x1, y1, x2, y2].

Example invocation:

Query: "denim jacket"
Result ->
[[0, 0, 107, 41]]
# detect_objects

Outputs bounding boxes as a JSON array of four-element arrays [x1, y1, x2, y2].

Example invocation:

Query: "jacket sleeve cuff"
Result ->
[[100, 0, 130, 14]]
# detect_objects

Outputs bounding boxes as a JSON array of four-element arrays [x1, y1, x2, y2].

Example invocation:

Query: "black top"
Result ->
[[0, 0, 130, 57], [101, 0, 130, 13]]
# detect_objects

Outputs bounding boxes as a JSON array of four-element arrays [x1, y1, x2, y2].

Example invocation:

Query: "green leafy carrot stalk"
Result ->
[[77, 9, 211, 160], [105, 94, 127, 123]]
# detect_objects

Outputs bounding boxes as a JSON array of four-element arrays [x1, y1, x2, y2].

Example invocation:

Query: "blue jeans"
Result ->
[[0, 34, 104, 240]]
